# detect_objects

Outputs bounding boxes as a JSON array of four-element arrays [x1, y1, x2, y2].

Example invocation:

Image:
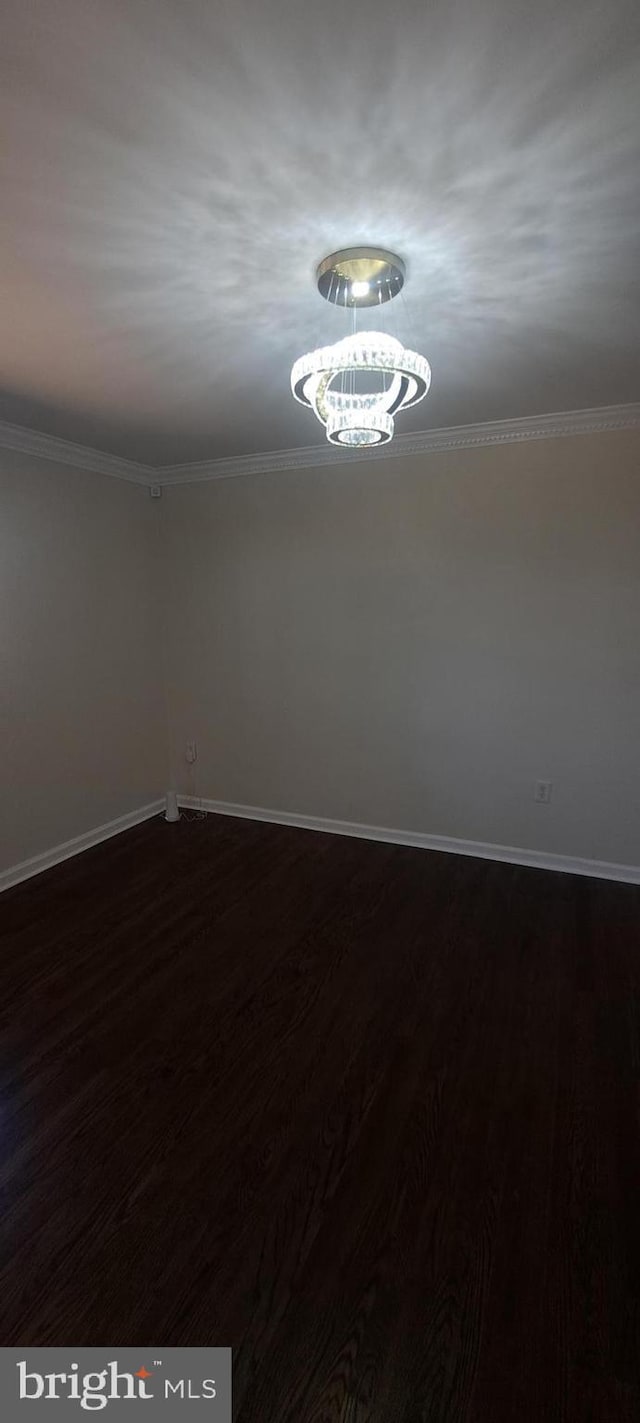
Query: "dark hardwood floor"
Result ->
[[1, 812, 639, 1419]]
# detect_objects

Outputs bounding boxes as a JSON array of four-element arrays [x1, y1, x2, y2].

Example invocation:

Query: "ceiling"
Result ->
[[1, 0, 639, 468]]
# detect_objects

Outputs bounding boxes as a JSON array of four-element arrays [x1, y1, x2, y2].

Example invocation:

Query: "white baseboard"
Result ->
[[2, 795, 637, 894], [0, 800, 164, 894], [178, 796, 640, 886]]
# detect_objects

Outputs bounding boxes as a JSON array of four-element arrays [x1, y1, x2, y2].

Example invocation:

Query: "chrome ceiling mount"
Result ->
[[316, 247, 406, 308]]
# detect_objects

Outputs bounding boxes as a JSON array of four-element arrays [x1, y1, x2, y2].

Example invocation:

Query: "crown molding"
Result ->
[[0, 402, 638, 488], [155, 402, 640, 484], [0, 419, 152, 484]]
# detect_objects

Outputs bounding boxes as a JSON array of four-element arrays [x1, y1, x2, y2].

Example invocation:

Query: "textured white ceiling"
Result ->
[[1, 0, 639, 465]]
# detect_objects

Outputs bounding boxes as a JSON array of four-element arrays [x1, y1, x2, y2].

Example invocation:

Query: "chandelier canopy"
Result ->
[[291, 247, 431, 448]]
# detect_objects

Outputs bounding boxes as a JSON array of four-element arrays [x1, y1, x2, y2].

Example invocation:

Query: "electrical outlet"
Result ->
[[534, 780, 553, 804], [185, 741, 197, 764]]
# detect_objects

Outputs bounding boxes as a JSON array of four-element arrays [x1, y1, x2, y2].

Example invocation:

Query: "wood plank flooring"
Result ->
[[1, 812, 639, 1420]]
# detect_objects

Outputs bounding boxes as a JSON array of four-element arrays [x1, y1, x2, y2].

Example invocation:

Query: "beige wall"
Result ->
[[163, 430, 640, 866], [1, 451, 164, 871], [3, 428, 639, 878]]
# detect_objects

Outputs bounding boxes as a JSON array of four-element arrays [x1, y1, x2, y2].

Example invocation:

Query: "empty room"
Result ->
[[1, 0, 639, 1417]]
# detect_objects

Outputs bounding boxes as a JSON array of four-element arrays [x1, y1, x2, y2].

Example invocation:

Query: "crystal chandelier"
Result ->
[[291, 248, 431, 448]]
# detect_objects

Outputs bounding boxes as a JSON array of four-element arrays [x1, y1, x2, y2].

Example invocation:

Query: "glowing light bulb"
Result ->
[[350, 280, 370, 299]]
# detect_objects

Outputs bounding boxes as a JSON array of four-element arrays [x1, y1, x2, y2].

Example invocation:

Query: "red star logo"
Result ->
[[136, 1367, 152, 1379]]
